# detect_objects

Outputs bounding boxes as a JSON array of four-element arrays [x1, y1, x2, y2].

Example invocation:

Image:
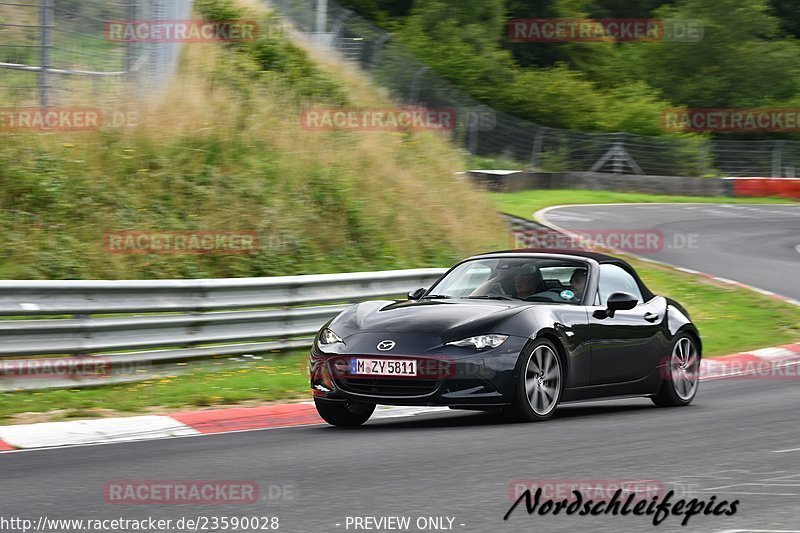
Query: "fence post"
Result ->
[[125, 0, 137, 79], [613, 140, 624, 174], [38, 0, 53, 108], [698, 142, 710, 176], [315, 0, 328, 48], [531, 127, 546, 168], [772, 140, 784, 177], [467, 120, 479, 155], [409, 66, 428, 103], [369, 33, 390, 72]]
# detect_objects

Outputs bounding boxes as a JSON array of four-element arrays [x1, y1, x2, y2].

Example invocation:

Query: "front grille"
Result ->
[[336, 377, 441, 397]]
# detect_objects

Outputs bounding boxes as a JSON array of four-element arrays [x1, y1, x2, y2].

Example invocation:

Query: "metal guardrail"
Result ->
[[0, 268, 447, 390]]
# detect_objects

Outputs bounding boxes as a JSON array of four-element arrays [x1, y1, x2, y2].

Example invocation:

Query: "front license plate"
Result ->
[[350, 358, 417, 377]]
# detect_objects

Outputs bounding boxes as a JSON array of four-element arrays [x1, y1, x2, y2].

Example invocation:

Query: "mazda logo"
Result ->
[[377, 340, 396, 351]]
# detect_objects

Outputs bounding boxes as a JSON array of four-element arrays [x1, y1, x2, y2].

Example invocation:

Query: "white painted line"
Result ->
[[699, 208, 749, 218], [0, 415, 198, 449], [706, 491, 800, 497], [750, 347, 797, 360], [762, 473, 800, 481], [675, 267, 701, 275], [795, 244, 800, 254], [0, 404, 458, 453], [705, 482, 800, 490], [545, 213, 594, 222], [749, 287, 777, 296], [717, 529, 800, 533], [773, 447, 800, 454]]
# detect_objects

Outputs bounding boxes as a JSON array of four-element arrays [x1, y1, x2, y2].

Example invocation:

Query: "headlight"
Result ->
[[317, 328, 344, 348], [447, 334, 508, 350]]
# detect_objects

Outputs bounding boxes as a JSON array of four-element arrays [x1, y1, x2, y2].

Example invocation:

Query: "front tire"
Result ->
[[652, 334, 700, 407], [504, 339, 564, 422], [314, 399, 375, 427]]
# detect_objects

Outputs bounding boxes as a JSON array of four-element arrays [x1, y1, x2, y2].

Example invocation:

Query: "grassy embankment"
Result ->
[[0, 2, 796, 425], [4, 185, 799, 424], [0, 0, 504, 422], [0, 1, 505, 280]]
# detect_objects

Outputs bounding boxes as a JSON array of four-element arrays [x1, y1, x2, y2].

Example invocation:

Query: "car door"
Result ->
[[589, 264, 666, 385]]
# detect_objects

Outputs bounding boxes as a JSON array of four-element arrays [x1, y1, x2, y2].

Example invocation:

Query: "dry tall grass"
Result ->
[[0, 1, 506, 279]]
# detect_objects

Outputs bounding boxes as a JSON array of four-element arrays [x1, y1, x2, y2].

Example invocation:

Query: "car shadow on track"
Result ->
[[310, 401, 660, 431]]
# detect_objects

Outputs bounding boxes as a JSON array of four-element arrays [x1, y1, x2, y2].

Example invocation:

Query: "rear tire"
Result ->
[[652, 334, 700, 407], [503, 339, 564, 422], [314, 399, 375, 427]]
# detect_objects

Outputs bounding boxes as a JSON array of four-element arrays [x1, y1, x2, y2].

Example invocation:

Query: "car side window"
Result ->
[[597, 264, 643, 306]]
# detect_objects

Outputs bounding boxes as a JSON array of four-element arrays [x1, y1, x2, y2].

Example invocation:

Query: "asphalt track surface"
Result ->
[[2, 203, 799, 533], [540, 203, 800, 301], [1, 379, 800, 533]]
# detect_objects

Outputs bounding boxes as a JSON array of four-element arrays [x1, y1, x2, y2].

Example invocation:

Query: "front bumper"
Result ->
[[309, 334, 528, 406]]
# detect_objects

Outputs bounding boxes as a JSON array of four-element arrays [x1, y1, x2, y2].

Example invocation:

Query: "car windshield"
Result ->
[[428, 257, 589, 304]]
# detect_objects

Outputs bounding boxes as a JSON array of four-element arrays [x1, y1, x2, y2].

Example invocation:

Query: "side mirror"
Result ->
[[594, 292, 638, 319], [408, 288, 426, 301]]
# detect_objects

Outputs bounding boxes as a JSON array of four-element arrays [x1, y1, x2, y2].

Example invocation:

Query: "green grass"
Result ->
[[492, 189, 796, 219], [0, 351, 311, 425], [625, 257, 799, 356], [1, 266, 797, 425], [492, 187, 800, 355], [466, 155, 527, 171], [0, 0, 506, 280]]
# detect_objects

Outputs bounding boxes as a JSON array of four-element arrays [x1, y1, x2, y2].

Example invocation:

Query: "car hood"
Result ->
[[329, 299, 526, 342]]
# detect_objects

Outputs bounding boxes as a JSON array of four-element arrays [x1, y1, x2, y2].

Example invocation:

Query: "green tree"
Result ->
[[601, 0, 800, 107], [396, 0, 518, 105]]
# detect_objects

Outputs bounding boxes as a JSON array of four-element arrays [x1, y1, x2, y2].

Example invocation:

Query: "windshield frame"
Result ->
[[425, 254, 597, 306]]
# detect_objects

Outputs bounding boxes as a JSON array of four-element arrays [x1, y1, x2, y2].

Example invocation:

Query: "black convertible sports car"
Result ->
[[309, 250, 701, 426]]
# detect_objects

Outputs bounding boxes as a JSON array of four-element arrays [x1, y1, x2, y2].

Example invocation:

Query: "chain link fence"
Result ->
[[0, 0, 191, 108], [269, 0, 800, 178]]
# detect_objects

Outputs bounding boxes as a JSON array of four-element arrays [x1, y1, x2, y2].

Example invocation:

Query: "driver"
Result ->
[[569, 269, 587, 298], [515, 269, 544, 299]]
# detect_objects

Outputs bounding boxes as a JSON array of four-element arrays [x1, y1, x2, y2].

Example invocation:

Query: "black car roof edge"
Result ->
[[469, 249, 656, 302], [480, 248, 623, 264]]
